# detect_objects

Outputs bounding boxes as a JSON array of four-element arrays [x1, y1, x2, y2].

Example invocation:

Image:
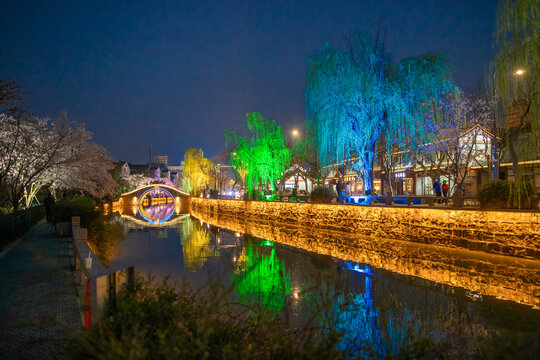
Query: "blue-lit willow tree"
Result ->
[[225, 112, 290, 198], [306, 32, 455, 196]]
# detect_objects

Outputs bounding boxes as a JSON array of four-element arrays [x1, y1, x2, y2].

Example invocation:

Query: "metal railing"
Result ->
[[338, 194, 479, 208], [0, 205, 45, 251], [204, 194, 480, 208]]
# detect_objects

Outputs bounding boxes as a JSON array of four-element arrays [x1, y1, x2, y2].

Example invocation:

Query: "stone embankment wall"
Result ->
[[191, 208, 540, 309], [191, 198, 540, 259]]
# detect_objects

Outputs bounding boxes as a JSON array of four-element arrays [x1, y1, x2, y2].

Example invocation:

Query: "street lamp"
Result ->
[[292, 129, 299, 137], [492, 67, 528, 180], [491, 67, 527, 180], [492, 72, 499, 180]]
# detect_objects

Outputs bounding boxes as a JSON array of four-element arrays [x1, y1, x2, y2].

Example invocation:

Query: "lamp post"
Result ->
[[493, 67, 527, 181], [492, 71, 499, 180]]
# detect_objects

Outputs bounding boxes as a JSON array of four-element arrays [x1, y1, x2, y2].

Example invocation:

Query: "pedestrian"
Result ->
[[345, 181, 351, 196], [337, 179, 342, 196], [433, 178, 442, 203], [442, 180, 450, 197], [44, 191, 55, 223]]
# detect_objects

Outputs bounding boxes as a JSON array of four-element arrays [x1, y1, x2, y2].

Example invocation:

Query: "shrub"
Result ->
[[67, 276, 346, 360], [310, 186, 333, 203], [477, 180, 537, 209], [52, 196, 100, 226], [477, 180, 510, 209]]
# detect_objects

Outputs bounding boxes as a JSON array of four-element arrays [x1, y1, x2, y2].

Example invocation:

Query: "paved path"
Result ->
[[0, 222, 81, 359]]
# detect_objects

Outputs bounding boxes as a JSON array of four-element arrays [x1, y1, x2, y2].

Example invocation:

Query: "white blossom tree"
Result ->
[[0, 111, 116, 211], [418, 93, 497, 195]]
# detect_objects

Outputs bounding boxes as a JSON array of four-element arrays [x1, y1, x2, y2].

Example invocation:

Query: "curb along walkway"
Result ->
[[0, 222, 80, 359]]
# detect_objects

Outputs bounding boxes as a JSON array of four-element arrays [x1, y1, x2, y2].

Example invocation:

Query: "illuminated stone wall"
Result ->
[[191, 198, 540, 259], [191, 207, 540, 309]]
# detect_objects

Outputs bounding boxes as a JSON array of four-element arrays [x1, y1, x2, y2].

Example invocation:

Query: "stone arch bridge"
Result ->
[[119, 184, 191, 213]]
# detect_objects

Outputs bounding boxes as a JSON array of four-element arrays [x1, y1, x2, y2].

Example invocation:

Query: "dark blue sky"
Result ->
[[1, 0, 497, 164]]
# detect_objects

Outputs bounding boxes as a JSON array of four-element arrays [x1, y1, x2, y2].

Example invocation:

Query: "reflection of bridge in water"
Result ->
[[121, 211, 190, 227]]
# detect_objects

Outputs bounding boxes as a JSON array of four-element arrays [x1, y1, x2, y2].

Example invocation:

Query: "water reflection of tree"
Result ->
[[88, 215, 126, 267], [330, 276, 528, 358], [179, 217, 217, 271], [233, 240, 290, 313]]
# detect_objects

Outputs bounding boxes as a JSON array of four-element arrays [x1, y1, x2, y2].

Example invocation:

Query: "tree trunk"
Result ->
[[508, 141, 519, 182], [362, 150, 374, 196]]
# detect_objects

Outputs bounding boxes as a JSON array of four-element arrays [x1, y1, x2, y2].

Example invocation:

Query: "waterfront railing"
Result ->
[[0, 205, 45, 251], [210, 194, 480, 208]]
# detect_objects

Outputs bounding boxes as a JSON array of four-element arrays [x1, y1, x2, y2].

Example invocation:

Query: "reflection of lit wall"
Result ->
[[191, 198, 540, 259], [191, 207, 540, 309]]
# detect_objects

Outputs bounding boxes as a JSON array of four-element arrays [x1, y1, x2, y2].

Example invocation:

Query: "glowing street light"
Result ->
[[514, 68, 526, 76], [292, 129, 298, 136]]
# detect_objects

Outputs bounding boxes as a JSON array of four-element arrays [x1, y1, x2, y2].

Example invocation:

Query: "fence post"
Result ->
[[385, 192, 392, 205], [453, 196, 464, 208]]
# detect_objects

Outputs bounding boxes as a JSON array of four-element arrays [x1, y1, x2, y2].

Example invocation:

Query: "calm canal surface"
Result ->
[[109, 204, 540, 356]]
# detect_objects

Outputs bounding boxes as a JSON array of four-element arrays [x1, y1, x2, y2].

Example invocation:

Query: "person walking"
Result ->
[[433, 178, 442, 203], [43, 191, 55, 223], [337, 179, 342, 196], [442, 180, 450, 197]]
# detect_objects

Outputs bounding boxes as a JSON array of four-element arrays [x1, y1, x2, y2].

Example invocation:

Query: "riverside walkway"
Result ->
[[0, 222, 80, 358]]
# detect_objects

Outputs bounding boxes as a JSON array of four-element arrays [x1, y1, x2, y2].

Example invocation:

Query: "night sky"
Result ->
[[1, 0, 497, 164]]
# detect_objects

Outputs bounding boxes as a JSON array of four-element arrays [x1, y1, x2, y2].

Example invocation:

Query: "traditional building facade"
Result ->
[[322, 125, 510, 197]]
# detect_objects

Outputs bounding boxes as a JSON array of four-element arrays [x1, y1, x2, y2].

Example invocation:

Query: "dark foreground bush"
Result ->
[[65, 276, 540, 359], [67, 277, 345, 360], [478, 180, 537, 209], [310, 186, 333, 203]]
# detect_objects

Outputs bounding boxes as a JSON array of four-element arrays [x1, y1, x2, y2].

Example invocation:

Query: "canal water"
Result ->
[[109, 204, 540, 357]]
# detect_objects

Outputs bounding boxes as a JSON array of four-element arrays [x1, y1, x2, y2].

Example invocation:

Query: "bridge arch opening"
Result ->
[[117, 185, 190, 225], [137, 187, 177, 224]]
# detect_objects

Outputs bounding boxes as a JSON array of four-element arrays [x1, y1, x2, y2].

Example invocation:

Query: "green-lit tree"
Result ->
[[225, 112, 290, 199], [306, 31, 454, 197]]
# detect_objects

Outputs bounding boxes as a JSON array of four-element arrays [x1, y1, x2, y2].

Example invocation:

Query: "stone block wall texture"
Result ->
[[191, 207, 540, 309], [192, 198, 540, 259]]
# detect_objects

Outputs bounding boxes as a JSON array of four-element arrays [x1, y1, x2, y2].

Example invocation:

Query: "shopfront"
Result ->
[[393, 170, 414, 195]]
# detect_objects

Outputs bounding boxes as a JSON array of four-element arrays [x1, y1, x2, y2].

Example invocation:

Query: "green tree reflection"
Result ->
[[233, 243, 290, 312], [180, 217, 217, 271]]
